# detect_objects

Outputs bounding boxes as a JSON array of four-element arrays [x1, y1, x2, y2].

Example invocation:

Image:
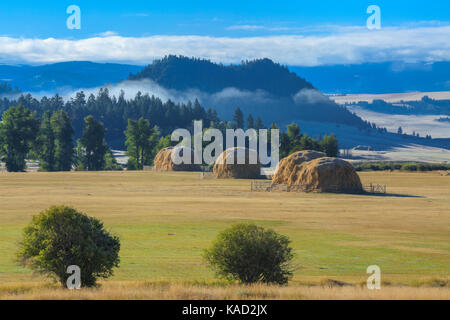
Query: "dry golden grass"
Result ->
[[1, 281, 448, 300], [0, 170, 449, 299]]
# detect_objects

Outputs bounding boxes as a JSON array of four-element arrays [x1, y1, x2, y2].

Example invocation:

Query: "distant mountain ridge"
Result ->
[[290, 62, 450, 94], [0, 61, 142, 93], [3, 59, 450, 95], [129, 55, 314, 97]]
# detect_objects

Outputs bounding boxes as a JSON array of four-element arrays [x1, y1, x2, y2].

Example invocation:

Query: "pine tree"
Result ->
[[51, 110, 74, 171], [320, 134, 339, 157], [36, 111, 56, 171], [233, 107, 244, 129], [79, 116, 108, 171], [254, 116, 264, 130], [0, 105, 40, 172], [124, 117, 155, 170], [246, 114, 254, 129]]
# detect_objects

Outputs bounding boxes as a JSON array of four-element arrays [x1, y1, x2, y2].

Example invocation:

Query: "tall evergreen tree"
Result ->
[[320, 134, 339, 157], [246, 114, 254, 129], [78, 116, 108, 171], [254, 116, 264, 130], [0, 105, 40, 172], [233, 107, 244, 129], [51, 110, 74, 171], [286, 123, 300, 140], [36, 111, 56, 171], [124, 117, 156, 170]]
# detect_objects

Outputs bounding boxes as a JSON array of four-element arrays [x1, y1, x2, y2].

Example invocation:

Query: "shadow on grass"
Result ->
[[362, 192, 424, 198]]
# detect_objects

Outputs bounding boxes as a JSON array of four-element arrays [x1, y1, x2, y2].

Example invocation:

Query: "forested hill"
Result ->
[[129, 56, 314, 96], [127, 56, 370, 130]]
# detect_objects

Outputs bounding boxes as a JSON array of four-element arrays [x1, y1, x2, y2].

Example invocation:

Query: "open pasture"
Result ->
[[0, 170, 449, 299]]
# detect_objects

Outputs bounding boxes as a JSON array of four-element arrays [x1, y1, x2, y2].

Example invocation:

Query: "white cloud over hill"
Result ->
[[0, 25, 449, 66]]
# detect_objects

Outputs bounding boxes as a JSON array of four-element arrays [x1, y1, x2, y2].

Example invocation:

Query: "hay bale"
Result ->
[[287, 157, 363, 193], [213, 147, 262, 179], [272, 150, 325, 184], [153, 146, 201, 171]]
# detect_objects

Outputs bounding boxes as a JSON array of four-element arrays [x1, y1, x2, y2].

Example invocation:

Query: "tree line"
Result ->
[[0, 89, 220, 149], [0, 102, 339, 172], [0, 105, 120, 172]]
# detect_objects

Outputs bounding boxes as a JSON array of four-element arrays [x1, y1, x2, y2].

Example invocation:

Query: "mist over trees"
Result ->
[[0, 56, 376, 152], [127, 56, 372, 130], [0, 89, 220, 149]]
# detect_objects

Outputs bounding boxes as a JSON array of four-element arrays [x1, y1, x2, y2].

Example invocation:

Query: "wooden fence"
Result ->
[[251, 181, 386, 194], [363, 183, 386, 194]]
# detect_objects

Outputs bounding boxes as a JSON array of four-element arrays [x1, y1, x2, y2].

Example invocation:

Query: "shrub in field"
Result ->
[[355, 162, 450, 172], [401, 163, 418, 171], [204, 223, 294, 285], [17, 206, 120, 287]]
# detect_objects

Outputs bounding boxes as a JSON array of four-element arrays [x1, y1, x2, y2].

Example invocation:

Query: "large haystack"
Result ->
[[153, 146, 201, 171], [286, 157, 363, 193], [272, 150, 325, 184], [213, 147, 262, 179]]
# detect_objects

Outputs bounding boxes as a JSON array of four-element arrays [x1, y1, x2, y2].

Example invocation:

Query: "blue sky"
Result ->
[[1, 0, 448, 38], [0, 0, 449, 65]]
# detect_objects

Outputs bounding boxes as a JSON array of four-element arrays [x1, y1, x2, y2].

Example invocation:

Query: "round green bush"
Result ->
[[17, 206, 120, 287], [204, 223, 294, 285]]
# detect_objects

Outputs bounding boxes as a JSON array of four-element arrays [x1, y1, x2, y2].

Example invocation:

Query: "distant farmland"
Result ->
[[0, 170, 448, 299]]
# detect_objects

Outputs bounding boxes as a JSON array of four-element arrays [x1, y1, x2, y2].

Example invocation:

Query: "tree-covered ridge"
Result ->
[[436, 117, 450, 123], [129, 55, 314, 97], [349, 96, 450, 116]]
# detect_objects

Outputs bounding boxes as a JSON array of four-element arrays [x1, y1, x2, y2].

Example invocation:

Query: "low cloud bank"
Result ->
[[1, 26, 450, 66], [23, 79, 332, 125]]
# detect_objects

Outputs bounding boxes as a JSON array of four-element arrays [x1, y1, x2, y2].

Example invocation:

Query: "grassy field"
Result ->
[[0, 170, 449, 299]]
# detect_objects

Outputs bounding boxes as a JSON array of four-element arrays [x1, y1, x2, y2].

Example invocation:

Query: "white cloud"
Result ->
[[293, 88, 330, 104], [1, 25, 450, 66], [96, 31, 119, 37], [227, 25, 266, 31]]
